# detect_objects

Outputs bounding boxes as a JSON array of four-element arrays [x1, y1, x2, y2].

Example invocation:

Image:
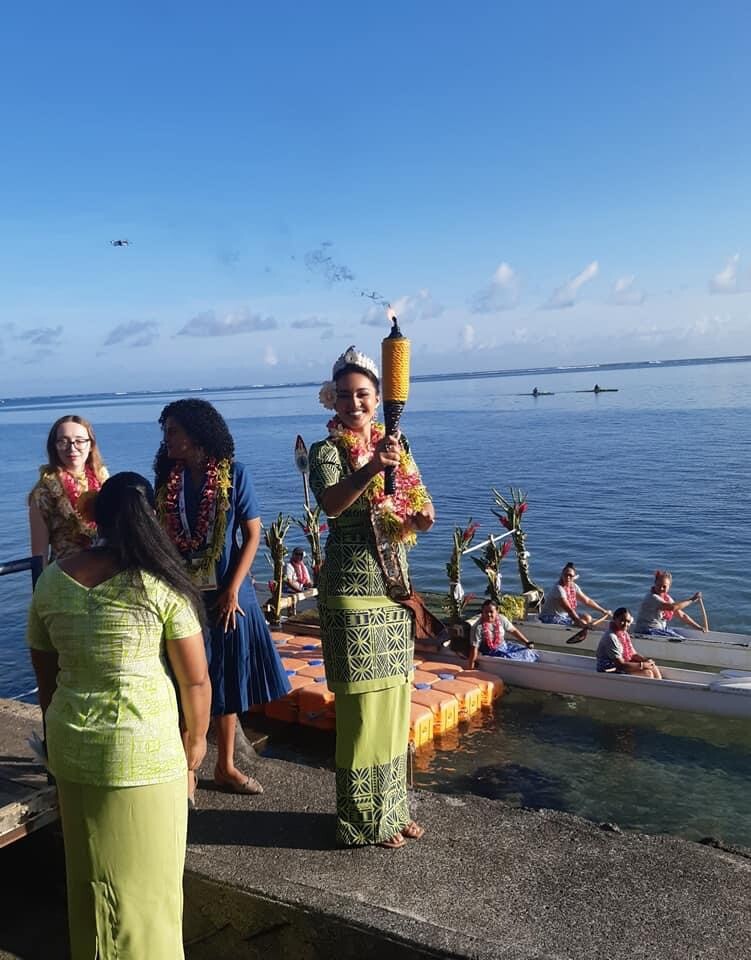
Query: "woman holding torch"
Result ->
[[309, 330, 434, 849]]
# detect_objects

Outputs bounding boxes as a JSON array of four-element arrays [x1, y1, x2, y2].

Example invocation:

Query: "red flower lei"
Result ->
[[59, 466, 101, 531], [163, 459, 221, 553], [481, 619, 505, 651], [326, 417, 430, 546]]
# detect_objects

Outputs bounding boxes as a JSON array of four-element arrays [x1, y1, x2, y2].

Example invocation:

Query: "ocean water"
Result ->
[[1, 360, 749, 844]]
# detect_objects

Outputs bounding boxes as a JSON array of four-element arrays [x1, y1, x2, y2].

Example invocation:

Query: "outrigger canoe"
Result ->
[[476, 648, 751, 718], [519, 618, 751, 671]]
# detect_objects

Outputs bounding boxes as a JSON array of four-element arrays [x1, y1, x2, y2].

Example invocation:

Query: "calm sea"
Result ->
[[1, 361, 749, 844]]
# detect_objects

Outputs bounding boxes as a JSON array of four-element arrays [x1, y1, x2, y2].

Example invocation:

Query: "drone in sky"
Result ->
[[109, 239, 131, 247]]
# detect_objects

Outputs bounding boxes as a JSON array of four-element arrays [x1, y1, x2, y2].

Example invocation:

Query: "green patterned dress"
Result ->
[[309, 437, 415, 846]]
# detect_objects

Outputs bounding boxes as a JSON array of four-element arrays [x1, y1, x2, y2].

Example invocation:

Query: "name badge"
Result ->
[[189, 556, 218, 591]]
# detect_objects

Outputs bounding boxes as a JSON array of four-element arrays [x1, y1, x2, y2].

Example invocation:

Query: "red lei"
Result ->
[[163, 459, 220, 553], [59, 466, 101, 531], [481, 619, 505, 651], [615, 628, 636, 662], [655, 588, 674, 621], [563, 583, 578, 612]]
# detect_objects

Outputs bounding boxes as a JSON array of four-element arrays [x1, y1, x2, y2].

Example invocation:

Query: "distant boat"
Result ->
[[576, 384, 618, 394], [524, 388, 555, 397]]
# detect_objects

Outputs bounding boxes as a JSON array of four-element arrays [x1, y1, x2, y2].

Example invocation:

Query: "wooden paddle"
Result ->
[[566, 612, 611, 645], [697, 595, 710, 632]]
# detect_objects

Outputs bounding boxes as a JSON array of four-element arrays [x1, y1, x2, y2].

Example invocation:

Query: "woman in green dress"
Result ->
[[310, 345, 435, 849], [27, 472, 211, 958]]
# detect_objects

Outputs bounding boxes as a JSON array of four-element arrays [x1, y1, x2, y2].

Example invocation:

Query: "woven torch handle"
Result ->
[[383, 400, 404, 495]]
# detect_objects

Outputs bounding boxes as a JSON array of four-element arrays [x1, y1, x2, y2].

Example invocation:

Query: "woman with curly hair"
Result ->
[[29, 415, 109, 565], [154, 398, 289, 795]]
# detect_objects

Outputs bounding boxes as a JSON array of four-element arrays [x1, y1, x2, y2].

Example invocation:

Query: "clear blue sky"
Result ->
[[1, 1, 750, 395]]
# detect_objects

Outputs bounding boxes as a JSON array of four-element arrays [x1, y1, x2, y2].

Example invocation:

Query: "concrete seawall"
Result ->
[[2, 699, 750, 959]]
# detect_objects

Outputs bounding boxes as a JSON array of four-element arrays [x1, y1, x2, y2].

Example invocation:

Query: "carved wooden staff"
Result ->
[[381, 312, 410, 495]]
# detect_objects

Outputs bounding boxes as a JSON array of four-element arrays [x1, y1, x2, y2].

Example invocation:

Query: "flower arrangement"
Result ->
[[157, 458, 232, 577], [327, 417, 430, 547], [264, 513, 292, 623], [491, 486, 543, 610], [471, 534, 512, 606], [443, 519, 479, 621], [294, 504, 326, 582]]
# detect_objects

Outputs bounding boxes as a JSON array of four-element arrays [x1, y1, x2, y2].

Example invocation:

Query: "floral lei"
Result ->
[[157, 458, 233, 574], [327, 417, 430, 547], [481, 619, 505, 651], [58, 465, 102, 532], [37, 465, 103, 540]]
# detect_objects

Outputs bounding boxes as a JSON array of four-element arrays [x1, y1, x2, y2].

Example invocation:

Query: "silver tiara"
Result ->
[[332, 345, 379, 380]]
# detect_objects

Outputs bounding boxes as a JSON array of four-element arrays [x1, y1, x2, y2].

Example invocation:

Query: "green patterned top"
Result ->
[[309, 437, 414, 692], [27, 564, 201, 787]]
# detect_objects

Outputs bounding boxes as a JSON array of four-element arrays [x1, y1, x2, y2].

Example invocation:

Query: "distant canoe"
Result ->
[[576, 388, 618, 393], [521, 391, 555, 396]]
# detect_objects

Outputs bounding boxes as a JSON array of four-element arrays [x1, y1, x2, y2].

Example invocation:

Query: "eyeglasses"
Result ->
[[56, 438, 91, 450]]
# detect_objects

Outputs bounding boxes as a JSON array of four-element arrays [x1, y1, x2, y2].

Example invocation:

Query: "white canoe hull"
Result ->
[[477, 649, 751, 718], [520, 618, 751, 671]]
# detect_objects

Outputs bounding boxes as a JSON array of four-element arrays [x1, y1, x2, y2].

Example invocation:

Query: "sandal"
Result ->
[[378, 833, 407, 849], [401, 820, 425, 840], [214, 774, 264, 795]]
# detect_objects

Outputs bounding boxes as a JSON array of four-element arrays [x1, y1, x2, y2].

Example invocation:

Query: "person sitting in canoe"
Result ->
[[283, 547, 313, 593], [539, 563, 612, 627], [634, 570, 705, 638], [467, 600, 539, 668], [596, 608, 662, 678]]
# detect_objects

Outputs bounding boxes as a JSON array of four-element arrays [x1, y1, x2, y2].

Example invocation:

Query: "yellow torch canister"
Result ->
[[381, 314, 410, 494]]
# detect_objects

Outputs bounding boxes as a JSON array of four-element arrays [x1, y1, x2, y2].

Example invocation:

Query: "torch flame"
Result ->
[[385, 304, 397, 325]]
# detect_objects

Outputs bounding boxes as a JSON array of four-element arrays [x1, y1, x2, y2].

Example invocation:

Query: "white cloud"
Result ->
[[104, 319, 159, 348], [263, 344, 278, 366], [545, 260, 599, 309], [290, 315, 332, 329], [361, 288, 442, 327], [471, 261, 520, 313], [177, 308, 277, 337], [459, 324, 476, 351], [710, 254, 740, 294], [610, 275, 646, 306]]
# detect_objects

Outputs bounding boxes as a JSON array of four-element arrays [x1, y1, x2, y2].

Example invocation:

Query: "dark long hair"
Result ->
[[153, 398, 235, 492], [95, 472, 205, 627], [333, 363, 380, 391]]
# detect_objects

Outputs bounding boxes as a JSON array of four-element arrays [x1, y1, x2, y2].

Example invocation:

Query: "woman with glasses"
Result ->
[[28, 415, 109, 566], [539, 562, 612, 626], [596, 608, 663, 678]]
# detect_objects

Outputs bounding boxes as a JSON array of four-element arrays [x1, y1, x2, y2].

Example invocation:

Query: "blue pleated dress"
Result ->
[[184, 461, 290, 716]]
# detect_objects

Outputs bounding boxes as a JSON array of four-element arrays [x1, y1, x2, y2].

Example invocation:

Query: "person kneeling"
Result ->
[[596, 608, 662, 679]]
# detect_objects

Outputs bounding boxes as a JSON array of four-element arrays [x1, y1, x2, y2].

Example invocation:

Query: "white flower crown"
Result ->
[[332, 345, 379, 380], [319, 345, 379, 410]]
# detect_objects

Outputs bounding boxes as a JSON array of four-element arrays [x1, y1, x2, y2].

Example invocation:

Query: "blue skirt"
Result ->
[[203, 580, 291, 716], [481, 641, 540, 662]]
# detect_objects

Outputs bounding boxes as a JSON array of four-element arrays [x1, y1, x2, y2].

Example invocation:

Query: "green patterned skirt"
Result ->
[[319, 591, 414, 846]]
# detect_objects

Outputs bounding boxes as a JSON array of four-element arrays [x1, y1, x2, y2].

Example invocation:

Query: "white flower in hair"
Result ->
[[331, 345, 379, 380], [319, 381, 337, 410]]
